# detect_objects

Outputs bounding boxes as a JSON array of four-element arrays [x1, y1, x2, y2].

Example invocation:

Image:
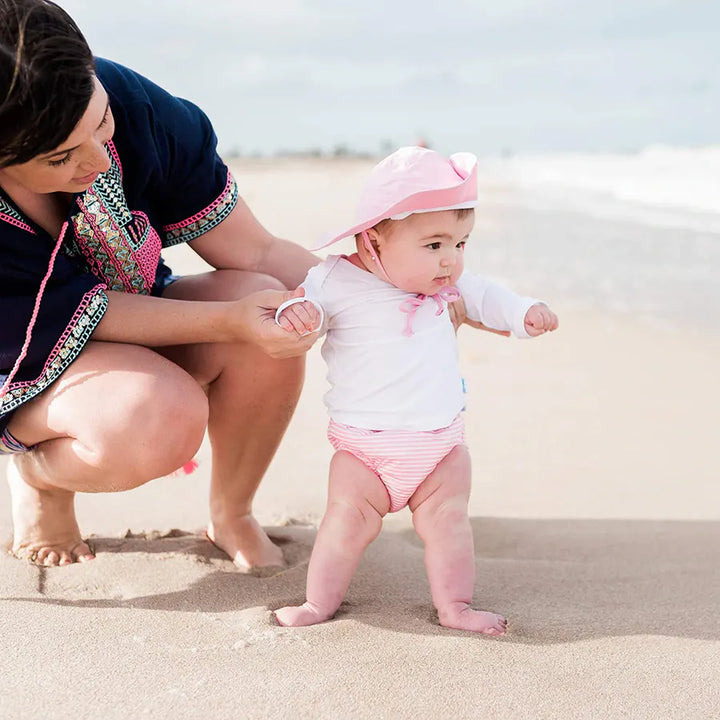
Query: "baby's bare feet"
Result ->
[[438, 602, 508, 636], [274, 602, 333, 627]]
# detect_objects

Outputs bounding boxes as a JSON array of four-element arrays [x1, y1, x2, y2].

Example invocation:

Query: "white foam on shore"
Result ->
[[481, 145, 720, 233]]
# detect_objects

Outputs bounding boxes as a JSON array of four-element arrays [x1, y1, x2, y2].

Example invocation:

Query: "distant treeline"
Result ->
[[222, 139, 430, 160]]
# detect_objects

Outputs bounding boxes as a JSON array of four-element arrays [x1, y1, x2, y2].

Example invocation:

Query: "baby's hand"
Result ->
[[275, 297, 324, 336], [524, 303, 559, 337]]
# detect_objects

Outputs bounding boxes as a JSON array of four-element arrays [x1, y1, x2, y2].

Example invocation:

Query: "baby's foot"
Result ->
[[274, 602, 333, 627], [438, 602, 508, 636]]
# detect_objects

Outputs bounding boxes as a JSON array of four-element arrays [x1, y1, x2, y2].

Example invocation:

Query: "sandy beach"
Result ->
[[2, 157, 719, 720]]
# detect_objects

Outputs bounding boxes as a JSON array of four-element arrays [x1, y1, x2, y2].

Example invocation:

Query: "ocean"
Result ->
[[469, 146, 720, 333]]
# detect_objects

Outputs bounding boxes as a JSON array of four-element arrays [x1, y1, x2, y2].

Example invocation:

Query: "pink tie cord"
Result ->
[[0, 221, 69, 401], [399, 286, 461, 337]]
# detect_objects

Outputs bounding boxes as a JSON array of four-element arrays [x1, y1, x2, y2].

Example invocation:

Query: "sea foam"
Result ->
[[481, 145, 720, 234]]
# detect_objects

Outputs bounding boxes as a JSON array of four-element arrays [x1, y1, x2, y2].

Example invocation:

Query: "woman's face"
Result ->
[[0, 76, 115, 195]]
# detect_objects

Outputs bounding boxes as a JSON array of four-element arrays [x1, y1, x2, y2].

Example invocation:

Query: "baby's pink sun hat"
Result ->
[[313, 146, 478, 250]]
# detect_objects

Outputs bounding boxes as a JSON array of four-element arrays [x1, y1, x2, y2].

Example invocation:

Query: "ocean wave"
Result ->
[[480, 145, 720, 232]]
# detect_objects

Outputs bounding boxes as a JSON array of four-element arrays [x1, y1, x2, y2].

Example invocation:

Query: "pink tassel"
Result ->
[[178, 458, 199, 475]]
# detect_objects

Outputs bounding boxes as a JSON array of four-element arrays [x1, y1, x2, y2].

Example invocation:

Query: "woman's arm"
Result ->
[[93, 288, 317, 359], [186, 197, 320, 289]]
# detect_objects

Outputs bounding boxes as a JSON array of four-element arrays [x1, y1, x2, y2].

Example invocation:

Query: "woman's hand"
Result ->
[[234, 287, 320, 358]]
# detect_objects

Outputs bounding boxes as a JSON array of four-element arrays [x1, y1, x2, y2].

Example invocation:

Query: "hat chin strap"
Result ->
[[360, 230, 460, 338], [361, 230, 395, 285]]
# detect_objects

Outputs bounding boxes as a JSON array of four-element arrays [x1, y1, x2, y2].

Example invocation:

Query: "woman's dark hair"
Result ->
[[0, 0, 95, 167]]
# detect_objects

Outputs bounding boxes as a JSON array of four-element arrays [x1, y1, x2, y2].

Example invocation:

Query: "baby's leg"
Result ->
[[409, 446, 507, 635], [275, 450, 390, 627]]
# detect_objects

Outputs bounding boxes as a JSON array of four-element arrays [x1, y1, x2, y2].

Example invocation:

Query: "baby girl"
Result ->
[[274, 147, 558, 634]]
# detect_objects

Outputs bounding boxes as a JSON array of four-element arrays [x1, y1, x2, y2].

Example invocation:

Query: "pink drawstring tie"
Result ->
[[399, 286, 460, 337], [0, 221, 69, 401]]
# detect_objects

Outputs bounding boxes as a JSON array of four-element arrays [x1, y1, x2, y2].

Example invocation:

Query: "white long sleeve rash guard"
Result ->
[[300, 255, 539, 431]]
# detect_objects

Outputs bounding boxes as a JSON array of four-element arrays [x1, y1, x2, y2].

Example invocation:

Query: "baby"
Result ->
[[274, 147, 558, 634]]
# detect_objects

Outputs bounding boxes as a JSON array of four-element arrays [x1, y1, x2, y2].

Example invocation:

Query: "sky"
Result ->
[[59, 0, 720, 157]]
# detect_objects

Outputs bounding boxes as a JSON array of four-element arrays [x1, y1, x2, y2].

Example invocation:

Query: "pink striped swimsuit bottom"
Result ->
[[327, 414, 466, 512]]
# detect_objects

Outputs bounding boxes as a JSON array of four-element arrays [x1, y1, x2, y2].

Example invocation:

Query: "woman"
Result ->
[[0, 0, 320, 567]]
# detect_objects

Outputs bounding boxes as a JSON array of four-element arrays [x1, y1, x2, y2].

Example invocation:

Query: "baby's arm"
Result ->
[[456, 272, 557, 338], [274, 261, 332, 336]]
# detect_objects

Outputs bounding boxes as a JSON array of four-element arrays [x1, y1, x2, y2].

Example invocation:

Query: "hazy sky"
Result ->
[[60, 0, 719, 156]]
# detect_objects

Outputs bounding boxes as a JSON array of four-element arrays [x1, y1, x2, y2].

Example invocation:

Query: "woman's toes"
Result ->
[[72, 540, 95, 563], [34, 547, 50, 565], [38, 549, 60, 566]]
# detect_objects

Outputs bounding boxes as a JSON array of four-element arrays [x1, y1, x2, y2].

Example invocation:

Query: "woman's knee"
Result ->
[[85, 361, 209, 483], [132, 377, 206, 473], [164, 268, 288, 303], [208, 268, 288, 298]]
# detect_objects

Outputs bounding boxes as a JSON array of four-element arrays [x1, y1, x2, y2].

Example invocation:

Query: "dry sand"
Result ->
[[1, 158, 719, 720]]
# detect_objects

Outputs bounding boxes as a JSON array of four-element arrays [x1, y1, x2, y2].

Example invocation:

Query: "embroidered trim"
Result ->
[[68, 146, 160, 294], [0, 197, 36, 235], [0, 287, 108, 416], [163, 170, 238, 246], [107, 139, 122, 177]]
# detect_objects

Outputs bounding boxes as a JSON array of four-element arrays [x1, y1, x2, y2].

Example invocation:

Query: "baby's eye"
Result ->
[[456, 240, 466, 249], [426, 242, 441, 250]]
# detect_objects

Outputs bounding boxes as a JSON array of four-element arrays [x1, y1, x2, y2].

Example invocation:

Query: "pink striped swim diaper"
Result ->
[[327, 414, 466, 512]]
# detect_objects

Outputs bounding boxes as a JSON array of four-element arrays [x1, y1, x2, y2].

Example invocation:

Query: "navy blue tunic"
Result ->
[[0, 59, 238, 431]]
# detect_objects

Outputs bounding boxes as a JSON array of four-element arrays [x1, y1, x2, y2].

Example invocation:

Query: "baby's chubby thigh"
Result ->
[[407, 444, 472, 516], [326, 449, 391, 527]]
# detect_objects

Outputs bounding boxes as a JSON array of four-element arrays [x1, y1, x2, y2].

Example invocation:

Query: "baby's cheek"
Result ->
[[450, 261, 464, 284]]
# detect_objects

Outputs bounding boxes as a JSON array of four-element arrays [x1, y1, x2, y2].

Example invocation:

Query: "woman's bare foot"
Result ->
[[274, 601, 332, 627], [206, 512, 285, 570], [8, 457, 94, 566], [438, 602, 508, 636]]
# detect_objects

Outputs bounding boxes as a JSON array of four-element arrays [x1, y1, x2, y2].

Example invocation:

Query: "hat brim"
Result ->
[[312, 153, 477, 251]]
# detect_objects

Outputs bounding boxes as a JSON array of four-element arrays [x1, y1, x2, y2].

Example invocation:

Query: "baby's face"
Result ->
[[375, 210, 474, 295]]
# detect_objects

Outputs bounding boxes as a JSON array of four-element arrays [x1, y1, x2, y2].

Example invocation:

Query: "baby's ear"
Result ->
[[365, 228, 383, 251]]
